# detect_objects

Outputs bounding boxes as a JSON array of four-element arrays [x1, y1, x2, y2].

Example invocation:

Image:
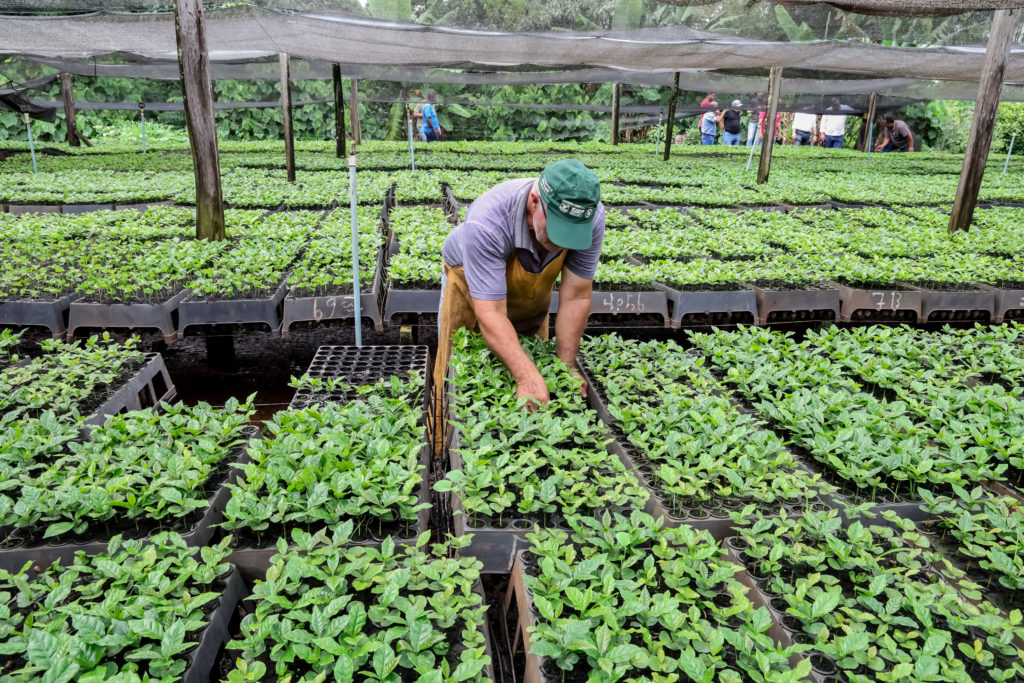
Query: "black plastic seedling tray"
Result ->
[[0, 292, 79, 339], [84, 352, 177, 428], [7, 205, 61, 215], [580, 367, 834, 539], [281, 247, 386, 335], [289, 344, 431, 407], [994, 289, 1024, 323], [0, 428, 257, 573], [226, 440, 432, 581], [178, 278, 289, 335], [834, 282, 924, 323], [750, 284, 840, 325], [656, 285, 758, 328], [449, 442, 538, 574], [507, 547, 798, 683], [385, 287, 442, 322], [181, 567, 247, 683], [231, 348, 431, 579], [722, 539, 844, 683], [68, 288, 189, 344], [548, 289, 670, 327], [447, 430, 639, 573], [913, 285, 997, 323], [62, 203, 114, 214]]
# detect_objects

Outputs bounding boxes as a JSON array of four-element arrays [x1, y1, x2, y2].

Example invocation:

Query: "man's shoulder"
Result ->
[[466, 178, 534, 226]]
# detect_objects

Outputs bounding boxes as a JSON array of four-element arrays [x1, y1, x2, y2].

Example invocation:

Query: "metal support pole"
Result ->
[[1005, 134, 1017, 173], [24, 113, 37, 174], [139, 103, 147, 153], [654, 112, 663, 154], [407, 116, 416, 171], [746, 138, 758, 171], [867, 118, 873, 159], [349, 153, 362, 347]]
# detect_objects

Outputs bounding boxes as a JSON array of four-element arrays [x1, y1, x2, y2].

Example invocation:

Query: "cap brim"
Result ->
[[546, 210, 593, 251]]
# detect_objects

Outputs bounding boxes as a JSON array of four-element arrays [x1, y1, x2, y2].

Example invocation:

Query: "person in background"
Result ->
[[819, 98, 850, 149], [792, 110, 817, 146], [418, 92, 441, 142], [409, 95, 426, 141], [758, 109, 782, 145], [747, 91, 765, 146], [718, 100, 743, 146], [700, 92, 716, 108], [875, 114, 914, 152], [700, 101, 719, 145]]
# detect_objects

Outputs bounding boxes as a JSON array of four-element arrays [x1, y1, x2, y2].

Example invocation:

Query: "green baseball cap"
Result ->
[[538, 159, 600, 251]]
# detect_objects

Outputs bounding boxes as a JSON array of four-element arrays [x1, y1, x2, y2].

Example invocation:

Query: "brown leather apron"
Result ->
[[433, 249, 567, 394]]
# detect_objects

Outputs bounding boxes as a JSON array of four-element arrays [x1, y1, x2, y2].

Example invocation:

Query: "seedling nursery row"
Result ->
[[1, 141, 1024, 682], [2, 318, 1024, 681]]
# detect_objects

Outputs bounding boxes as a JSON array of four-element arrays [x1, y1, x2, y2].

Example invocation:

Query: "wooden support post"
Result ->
[[662, 73, 679, 161], [59, 72, 80, 147], [279, 52, 295, 183], [857, 92, 878, 152], [611, 83, 620, 146], [949, 9, 1021, 233], [174, 0, 225, 241], [350, 78, 361, 146], [757, 67, 783, 185], [332, 64, 346, 158]]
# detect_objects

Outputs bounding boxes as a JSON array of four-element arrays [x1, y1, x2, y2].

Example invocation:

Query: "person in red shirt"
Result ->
[[757, 110, 782, 144], [700, 92, 716, 108]]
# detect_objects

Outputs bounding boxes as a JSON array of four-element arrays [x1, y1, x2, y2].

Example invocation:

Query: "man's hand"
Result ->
[[571, 367, 588, 400], [516, 370, 550, 411], [473, 297, 550, 411]]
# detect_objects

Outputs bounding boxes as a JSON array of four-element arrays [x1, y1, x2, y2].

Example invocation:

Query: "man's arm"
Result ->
[[555, 268, 593, 396], [875, 133, 890, 151], [907, 131, 914, 152], [472, 297, 549, 408]]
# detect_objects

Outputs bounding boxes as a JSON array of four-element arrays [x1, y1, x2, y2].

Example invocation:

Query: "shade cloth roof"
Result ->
[[1, 9, 1023, 84]]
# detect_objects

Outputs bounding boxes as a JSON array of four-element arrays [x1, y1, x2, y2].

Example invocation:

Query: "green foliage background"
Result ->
[[2, 1, 1019, 150], [3, 72, 1023, 155]]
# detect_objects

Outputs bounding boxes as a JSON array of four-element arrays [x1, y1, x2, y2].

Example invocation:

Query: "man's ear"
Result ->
[[526, 188, 540, 211]]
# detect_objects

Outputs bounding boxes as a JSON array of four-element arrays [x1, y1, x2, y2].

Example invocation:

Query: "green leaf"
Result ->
[[333, 653, 354, 683], [28, 630, 61, 668], [810, 591, 842, 619], [43, 521, 75, 539], [891, 662, 913, 679]]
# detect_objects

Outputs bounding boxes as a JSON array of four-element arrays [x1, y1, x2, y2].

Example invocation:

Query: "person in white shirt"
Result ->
[[792, 111, 817, 146], [819, 98, 852, 149]]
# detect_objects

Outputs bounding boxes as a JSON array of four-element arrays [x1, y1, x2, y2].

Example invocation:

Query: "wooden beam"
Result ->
[[59, 72, 80, 147], [662, 72, 679, 162], [350, 78, 361, 146], [610, 82, 620, 146], [332, 64, 346, 158], [757, 67, 783, 185], [174, 0, 225, 241], [949, 8, 1021, 233], [856, 92, 878, 152], [279, 52, 295, 183]]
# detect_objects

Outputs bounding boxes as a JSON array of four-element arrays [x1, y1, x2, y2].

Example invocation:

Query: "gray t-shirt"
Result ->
[[441, 178, 605, 301], [889, 120, 912, 149]]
